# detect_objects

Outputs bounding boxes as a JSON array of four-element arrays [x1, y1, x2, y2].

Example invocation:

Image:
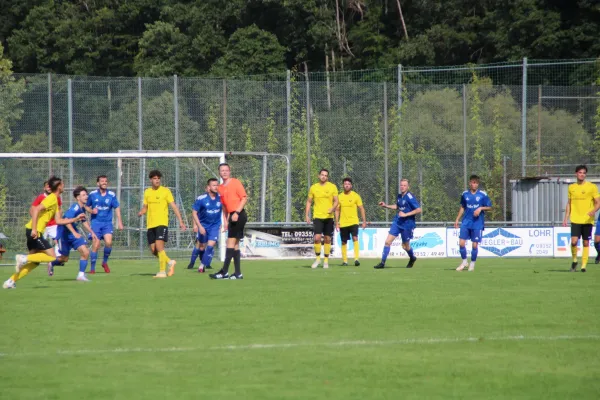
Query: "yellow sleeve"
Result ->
[[355, 193, 363, 207], [143, 189, 149, 206], [308, 186, 314, 200], [166, 188, 175, 203], [593, 184, 600, 199], [40, 194, 57, 210], [331, 183, 338, 195]]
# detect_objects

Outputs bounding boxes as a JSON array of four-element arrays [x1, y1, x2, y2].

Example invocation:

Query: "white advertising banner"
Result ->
[[446, 227, 555, 258], [332, 227, 447, 259], [553, 227, 598, 258]]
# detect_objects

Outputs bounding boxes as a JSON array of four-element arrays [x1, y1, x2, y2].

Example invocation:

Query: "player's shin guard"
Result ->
[[103, 247, 112, 263], [582, 246, 589, 268], [381, 246, 391, 263], [190, 247, 200, 264], [471, 248, 478, 262], [27, 253, 56, 263], [571, 245, 578, 262], [353, 240, 359, 260], [233, 249, 241, 274], [459, 246, 467, 261], [201, 246, 214, 267], [90, 251, 98, 270], [324, 243, 331, 259], [314, 243, 322, 261], [222, 248, 235, 273], [341, 243, 348, 263], [79, 259, 88, 273]]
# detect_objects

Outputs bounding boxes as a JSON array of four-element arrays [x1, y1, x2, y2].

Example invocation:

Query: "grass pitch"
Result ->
[[1, 257, 599, 399]]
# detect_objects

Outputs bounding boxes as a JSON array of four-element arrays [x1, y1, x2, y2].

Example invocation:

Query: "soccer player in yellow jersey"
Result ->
[[138, 170, 187, 278], [562, 165, 600, 272], [3, 176, 85, 289], [335, 178, 367, 266], [305, 169, 338, 269]]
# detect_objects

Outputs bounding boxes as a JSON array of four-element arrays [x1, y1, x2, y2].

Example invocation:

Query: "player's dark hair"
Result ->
[[343, 177, 352, 184], [469, 174, 480, 182], [320, 169, 329, 175], [48, 176, 62, 192], [96, 175, 108, 182], [207, 178, 218, 185], [149, 170, 162, 179], [73, 186, 87, 198], [575, 164, 588, 173], [43, 180, 49, 186], [218, 163, 230, 170]]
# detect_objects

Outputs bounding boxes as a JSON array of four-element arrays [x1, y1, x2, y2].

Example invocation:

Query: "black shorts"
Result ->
[[571, 223, 593, 240], [228, 209, 247, 239], [26, 229, 53, 251], [147, 226, 169, 245], [339, 225, 359, 242], [314, 218, 334, 237]]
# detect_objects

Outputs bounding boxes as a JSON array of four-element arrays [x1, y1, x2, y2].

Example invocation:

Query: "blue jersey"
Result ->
[[58, 203, 86, 240], [460, 190, 492, 230], [192, 192, 222, 227], [393, 191, 420, 228], [86, 189, 119, 223]]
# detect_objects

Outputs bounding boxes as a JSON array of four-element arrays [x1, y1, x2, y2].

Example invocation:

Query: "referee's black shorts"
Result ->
[[228, 209, 247, 239], [571, 223, 593, 240]]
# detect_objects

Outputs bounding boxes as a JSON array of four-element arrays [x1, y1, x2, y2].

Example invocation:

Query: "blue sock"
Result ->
[[51, 259, 61, 267], [90, 252, 98, 270], [199, 249, 206, 263], [79, 259, 88, 273], [471, 247, 478, 262], [595, 241, 600, 254], [406, 247, 414, 259], [201, 246, 214, 266], [103, 247, 112, 263], [459, 246, 467, 260], [190, 247, 200, 264], [381, 246, 391, 263]]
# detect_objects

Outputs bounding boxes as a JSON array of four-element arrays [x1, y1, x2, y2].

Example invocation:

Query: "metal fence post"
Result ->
[[463, 84, 468, 189], [174, 74, 180, 248], [383, 81, 389, 221], [67, 78, 73, 199], [47, 73, 53, 175], [305, 64, 311, 192], [261, 155, 267, 222], [521, 57, 528, 177], [397, 64, 403, 186], [286, 70, 292, 223], [137, 77, 144, 257]]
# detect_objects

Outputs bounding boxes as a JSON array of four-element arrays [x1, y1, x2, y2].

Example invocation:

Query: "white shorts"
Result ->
[[44, 225, 58, 240]]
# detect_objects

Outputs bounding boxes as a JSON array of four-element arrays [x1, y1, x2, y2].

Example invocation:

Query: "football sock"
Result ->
[[314, 243, 322, 261], [79, 259, 88, 273], [233, 249, 241, 274], [157, 250, 167, 272], [199, 249, 205, 263], [222, 248, 235, 273], [595, 241, 600, 254], [12, 262, 38, 282], [406, 247, 414, 259], [103, 247, 112, 263], [353, 240, 359, 260], [381, 246, 391, 263], [190, 247, 200, 264], [471, 247, 478, 262], [582, 246, 589, 268], [201, 246, 215, 267], [27, 253, 56, 263], [51, 259, 61, 267], [341, 243, 348, 263], [90, 251, 98, 270], [324, 243, 331, 259], [459, 246, 467, 262], [571, 245, 578, 262]]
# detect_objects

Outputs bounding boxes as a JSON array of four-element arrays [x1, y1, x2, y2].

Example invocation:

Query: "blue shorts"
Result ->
[[459, 227, 483, 243], [91, 221, 113, 239], [58, 236, 87, 257], [389, 223, 414, 243], [595, 223, 600, 237], [196, 225, 220, 244]]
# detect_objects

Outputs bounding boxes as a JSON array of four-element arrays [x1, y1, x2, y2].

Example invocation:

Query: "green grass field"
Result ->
[[1, 257, 599, 399]]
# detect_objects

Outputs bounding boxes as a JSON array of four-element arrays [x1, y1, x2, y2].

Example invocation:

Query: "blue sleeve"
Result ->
[[396, 195, 402, 208], [409, 195, 421, 210], [112, 195, 120, 208], [460, 194, 466, 208], [484, 194, 492, 207], [192, 200, 201, 212], [86, 195, 93, 207], [64, 206, 75, 219]]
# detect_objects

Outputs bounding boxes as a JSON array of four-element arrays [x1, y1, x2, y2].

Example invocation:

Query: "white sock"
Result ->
[[77, 271, 85, 278]]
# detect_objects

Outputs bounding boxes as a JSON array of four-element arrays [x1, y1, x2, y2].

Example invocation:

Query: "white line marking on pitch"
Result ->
[[1, 335, 598, 358]]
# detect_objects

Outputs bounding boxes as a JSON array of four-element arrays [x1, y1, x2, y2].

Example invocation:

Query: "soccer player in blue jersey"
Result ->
[[50, 186, 98, 281], [189, 178, 223, 273], [85, 175, 123, 274], [374, 179, 422, 269], [454, 174, 492, 272]]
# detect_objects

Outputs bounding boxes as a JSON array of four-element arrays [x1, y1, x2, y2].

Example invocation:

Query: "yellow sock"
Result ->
[[324, 243, 331, 258], [353, 240, 360, 260], [582, 247, 589, 268], [314, 243, 321, 261], [341, 244, 347, 263], [158, 251, 167, 272], [11, 262, 38, 282], [571, 245, 578, 262], [27, 253, 56, 263]]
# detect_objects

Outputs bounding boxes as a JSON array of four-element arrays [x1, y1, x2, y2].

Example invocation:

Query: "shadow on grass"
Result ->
[[548, 269, 577, 273], [129, 273, 157, 276]]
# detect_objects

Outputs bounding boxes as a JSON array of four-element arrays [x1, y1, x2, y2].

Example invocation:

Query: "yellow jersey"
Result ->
[[26, 193, 59, 232], [308, 182, 338, 219], [568, 181, 599, 224], [337, 191, 363, 227], [143, 186, 174, 229]]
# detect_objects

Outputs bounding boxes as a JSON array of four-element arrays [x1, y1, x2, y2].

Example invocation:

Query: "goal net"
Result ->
[[0, 152, 225, 261]]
